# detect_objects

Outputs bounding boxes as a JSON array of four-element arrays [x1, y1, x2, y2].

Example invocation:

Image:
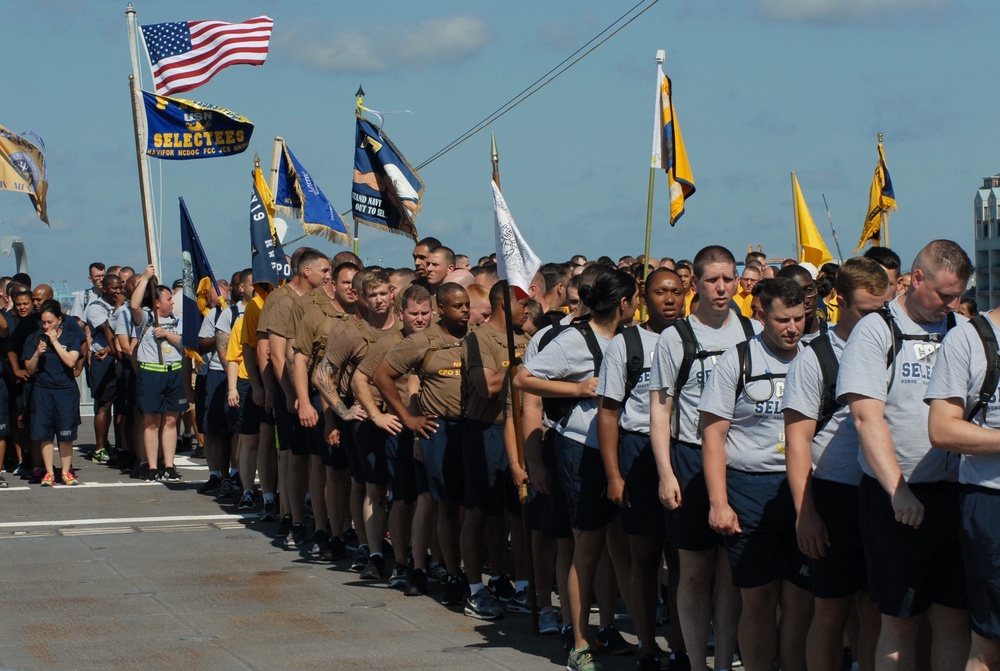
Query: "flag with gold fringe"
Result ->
[[274, 139, 351, 246], [791, 172, 833, 267], [179, 197, 220, 365], [0, 125, 48, 225], [352, 115, 423, 241], [651, 64, 694, 226], [251, 160, 290, 289], [855, 139, 896, 251]]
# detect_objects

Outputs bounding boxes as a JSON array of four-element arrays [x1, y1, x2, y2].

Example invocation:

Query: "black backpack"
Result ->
[[805, 333, 842, 433], [965, 314, 1000, 423], [672, 313, 756, 408], [878, 306, 956, 393], [733, 339, 787, 402], [537, 317, 604, 425], [619, 325, 647, 405]]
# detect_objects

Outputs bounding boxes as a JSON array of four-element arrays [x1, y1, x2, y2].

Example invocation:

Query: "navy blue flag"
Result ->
[[352, 115, 424, 241], [179, 197, 219, 363], [274, 140, 351, 246], [143, 91, 253, 160], [250, 165, 290, 288]]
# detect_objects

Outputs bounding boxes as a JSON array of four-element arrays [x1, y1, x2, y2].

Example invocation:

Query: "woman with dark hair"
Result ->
[[24, 300, 82, 486], [514, 269, 639, 671]]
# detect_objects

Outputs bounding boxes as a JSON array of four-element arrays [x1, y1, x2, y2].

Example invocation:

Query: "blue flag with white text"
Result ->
[[143, 91, 253, 160], [274, 140, 351, 246], [250, 165, 290, 288], [352, 115, 423, 241]]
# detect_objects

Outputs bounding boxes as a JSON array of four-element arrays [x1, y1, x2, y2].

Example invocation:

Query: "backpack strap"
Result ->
[[806, 334, 841, 433], [672, 319, 698, 407], [966, 314, 1000, 423], [734, 341, 751, 400], [881, 305, 953, 394], [574, 321, 605, 378], [620, 325, 646, 405], [736, 313, 755, 341]]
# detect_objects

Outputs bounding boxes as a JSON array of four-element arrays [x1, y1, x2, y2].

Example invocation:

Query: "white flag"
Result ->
[[492, 180, 541, 300]]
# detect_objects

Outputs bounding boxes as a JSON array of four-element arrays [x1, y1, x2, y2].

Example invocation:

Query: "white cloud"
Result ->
[[279, 16, 490, 74], [758, 0, 947, 22]]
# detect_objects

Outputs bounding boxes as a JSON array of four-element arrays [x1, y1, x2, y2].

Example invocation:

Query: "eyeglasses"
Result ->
[[803, 284, 818, 297]]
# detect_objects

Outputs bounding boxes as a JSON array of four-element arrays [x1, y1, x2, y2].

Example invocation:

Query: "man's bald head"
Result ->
[[32, 284, 53, 311]]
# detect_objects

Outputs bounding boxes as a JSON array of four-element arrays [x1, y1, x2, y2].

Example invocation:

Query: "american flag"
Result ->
[[141, 16, 273, 96]]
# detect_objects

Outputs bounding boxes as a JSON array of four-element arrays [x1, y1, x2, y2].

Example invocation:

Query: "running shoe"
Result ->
[[388, 564, 411, 590], [62, 471, 79, 486], [287, 523, 307, 550], [312, 529, 332, 559], [508, 588, 530, 614], [197, 474, 223, 495], [665, 652, 692, 671], [259, 500, 279, 522], [0, 473, 8, 488], [91, 448, 109, 464], [637, 654, 662, 671], [427, 561, 448, 584], [360, 554, 385, 581], [404, 569, 427, 596], [276, 514, 292, 540], [567, 645, 602, 671], [487, 574, 515, 602], [217, 477, 239, 498], [464, 587, 503, 620], [350, 546, 370, 572], [441, 574, 466, 607], [594, 626, 637, 656], [342, 527, 360, 551], [328, 535, 347, 561], [538, 608, 561, 634], [40, 473, 55, 487], [237, 490, 255, 510], [161, 467, 182, 482]]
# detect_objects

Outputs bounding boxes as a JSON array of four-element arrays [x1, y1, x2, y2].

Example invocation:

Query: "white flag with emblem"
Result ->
[[492, 180, 541, 300]]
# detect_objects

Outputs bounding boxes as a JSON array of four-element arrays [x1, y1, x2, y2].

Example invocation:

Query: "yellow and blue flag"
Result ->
[[651, 64, 694, 226], [352, 115, 424, 241], [143, 91, 253, 160], [0, 125, 48, 225], [179, 197, 219, 364], [274, 139, 351, 247], [855, 139, 896, 251], [250, 163, 290, 289]]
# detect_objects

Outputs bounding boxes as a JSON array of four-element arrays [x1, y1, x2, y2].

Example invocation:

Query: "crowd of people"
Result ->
[[5, 235, 998, 671]]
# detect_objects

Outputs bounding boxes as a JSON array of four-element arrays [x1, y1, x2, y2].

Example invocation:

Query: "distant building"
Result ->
[[975, 175, 1000, 310]]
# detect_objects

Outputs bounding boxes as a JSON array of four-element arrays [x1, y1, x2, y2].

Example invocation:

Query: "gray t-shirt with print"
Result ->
[[525, 325, 613, 448], [597, 325, 659, 434], [924, 316, 1000, 489], [698, 335, 796, 474], [783, 328, 862, 485], [836, 298, 962, 483], [649, 313, 760, 445]]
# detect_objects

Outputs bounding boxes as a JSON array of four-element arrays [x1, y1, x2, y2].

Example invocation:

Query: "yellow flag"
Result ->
[[652, 64, 695, 225], [855, 140, 896, 251], [792, 172, 833, 267], [0, 125, 49, 225]]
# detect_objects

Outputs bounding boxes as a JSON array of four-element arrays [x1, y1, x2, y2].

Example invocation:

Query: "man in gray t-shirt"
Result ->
[[838, 239, 973, 668], [927, 311, 1000, 656], [699, 277, 812, 671], [782, 257, 889, 671], [648, 246, 757, 671]]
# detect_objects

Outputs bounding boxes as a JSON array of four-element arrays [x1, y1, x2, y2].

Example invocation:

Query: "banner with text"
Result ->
[[142, 91, 253, 160]]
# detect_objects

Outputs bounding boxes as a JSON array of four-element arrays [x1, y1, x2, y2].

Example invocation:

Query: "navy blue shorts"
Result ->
[[30, 385, 80, 443], [528, 429, 573, 539], [296, 392, 329, 459], [201, 369, 233, 437], [810, 478, 866, 599], [324, 412, 349, 470], [556, 434, 617, 532], [136, 365, 187, 415], [618, 431, 664, 537], [725, 469, 810, 590], [89, 355, 117, 404], [417, 418, 465, 503], [858, 475, 966, 617], [354, 420, 391, 487], [337, 413, 363, 479], [115, 364, 135, 416], [385, 427, 419, 504], [668, 440, 720, 551], [961, 484, 1000, 640], [463, 420, 518, 516], [234, 378, 266, 435], [0, 380, 11, 438]]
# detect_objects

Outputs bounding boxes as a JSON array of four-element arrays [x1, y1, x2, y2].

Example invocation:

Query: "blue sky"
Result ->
[[1, 0, 989, 290]]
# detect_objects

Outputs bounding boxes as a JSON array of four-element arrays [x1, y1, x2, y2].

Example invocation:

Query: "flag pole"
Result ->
[[353, 86, 366, 257], [791, 172, 802, 262], [269, 136, 282, 195], [641, 49, 666, 321], [492, 133, 538, 635], [125, 3, 160, 273], [821, 194, 844, 264]]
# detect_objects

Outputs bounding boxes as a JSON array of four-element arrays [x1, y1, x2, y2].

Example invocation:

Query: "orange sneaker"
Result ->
[[62, 471, 79, 486], [40, 473, 55, 487]]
